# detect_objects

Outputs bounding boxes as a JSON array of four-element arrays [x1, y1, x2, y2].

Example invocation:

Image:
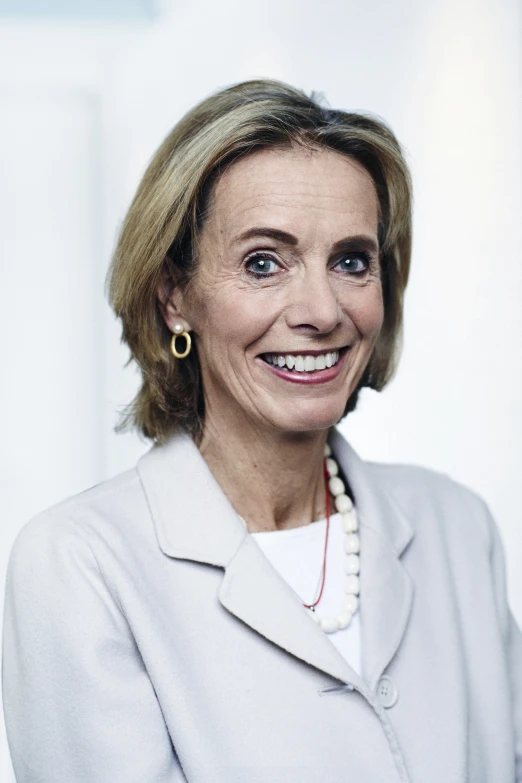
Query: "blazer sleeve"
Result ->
[[483, 500, 522, 782], [2, 512, 186, 783]]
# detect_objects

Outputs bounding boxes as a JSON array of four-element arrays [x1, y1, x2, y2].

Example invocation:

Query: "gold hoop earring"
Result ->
[[170, 330, 191, 359]]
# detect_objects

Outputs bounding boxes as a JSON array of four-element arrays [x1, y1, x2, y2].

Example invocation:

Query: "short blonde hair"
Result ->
[[107, 79, 412, 444]]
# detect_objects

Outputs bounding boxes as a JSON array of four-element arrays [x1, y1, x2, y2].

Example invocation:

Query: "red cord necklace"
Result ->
[[302, 459, 330, 611]]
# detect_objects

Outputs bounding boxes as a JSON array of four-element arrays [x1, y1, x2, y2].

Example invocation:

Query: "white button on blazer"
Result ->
[[3, 427, 522, 782]]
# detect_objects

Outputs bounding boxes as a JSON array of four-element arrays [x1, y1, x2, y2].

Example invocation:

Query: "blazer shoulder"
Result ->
[[365, 458, 496, 548], [366, 458, 465, 492], [9, 466, 150, 566]]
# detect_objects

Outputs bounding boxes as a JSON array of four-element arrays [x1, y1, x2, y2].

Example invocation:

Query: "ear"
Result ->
[[157, 275, 193, 334]]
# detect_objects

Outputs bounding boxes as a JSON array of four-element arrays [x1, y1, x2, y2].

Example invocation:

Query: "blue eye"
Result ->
[[245, 255, 278, 278], [333, 252, 372, 275]]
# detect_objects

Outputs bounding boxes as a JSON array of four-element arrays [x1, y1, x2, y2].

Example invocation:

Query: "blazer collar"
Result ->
[[137, 430, 245, 567], [137, 427, 415, 690]]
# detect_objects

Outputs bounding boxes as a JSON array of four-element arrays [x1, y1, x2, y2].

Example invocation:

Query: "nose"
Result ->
[[285, 266, 342, 334]]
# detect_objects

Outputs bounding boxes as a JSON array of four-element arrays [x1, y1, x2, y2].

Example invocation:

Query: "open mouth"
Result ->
[[260, 347, 348, 373]]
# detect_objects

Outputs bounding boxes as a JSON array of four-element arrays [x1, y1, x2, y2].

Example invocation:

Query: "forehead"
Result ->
[[206, 145, 380, 238]]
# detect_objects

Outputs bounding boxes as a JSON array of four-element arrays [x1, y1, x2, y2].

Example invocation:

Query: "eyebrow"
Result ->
[[236, 227, 298, 245], [235, 227, 379, 254]]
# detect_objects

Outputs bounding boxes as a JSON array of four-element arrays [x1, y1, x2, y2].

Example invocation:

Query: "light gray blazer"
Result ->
[[2, 428, 522, 782]]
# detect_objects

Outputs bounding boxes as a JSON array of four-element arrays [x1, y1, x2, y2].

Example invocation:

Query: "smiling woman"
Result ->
[[107, 80, 411, 444], [3, 80, 521, 783]]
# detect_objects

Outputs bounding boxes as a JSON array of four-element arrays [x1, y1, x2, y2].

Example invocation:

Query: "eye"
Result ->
[[333, 251, 372, 275], [245, 254, 279, 278]]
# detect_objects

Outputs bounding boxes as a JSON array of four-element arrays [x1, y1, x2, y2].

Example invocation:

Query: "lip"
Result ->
[[256, 346, 350, 385]]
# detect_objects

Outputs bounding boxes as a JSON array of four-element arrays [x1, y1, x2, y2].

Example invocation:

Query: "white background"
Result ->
[[1, 1, 521, 779]]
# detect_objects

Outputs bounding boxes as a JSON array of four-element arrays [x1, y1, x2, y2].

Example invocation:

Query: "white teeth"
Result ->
[[265, 349, 344, 372]]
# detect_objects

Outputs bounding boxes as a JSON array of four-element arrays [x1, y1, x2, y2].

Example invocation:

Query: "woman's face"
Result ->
[[170, 145, 384, 436]]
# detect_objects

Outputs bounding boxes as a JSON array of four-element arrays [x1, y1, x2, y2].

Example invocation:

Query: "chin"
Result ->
[[266, 399, 346, 435]]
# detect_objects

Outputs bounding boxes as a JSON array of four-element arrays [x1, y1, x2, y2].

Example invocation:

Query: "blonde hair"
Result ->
[[107, 79, 412, 444]]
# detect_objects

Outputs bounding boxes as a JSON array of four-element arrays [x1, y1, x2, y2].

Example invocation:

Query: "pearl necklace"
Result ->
[[306, 443, 360, 634]]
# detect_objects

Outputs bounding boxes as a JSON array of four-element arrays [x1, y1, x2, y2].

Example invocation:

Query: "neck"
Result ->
[[198, 412, 330, 534]]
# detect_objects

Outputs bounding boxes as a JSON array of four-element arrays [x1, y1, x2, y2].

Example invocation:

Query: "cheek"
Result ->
[[346, 284, 385, 339], [190, 284, 277, 355]]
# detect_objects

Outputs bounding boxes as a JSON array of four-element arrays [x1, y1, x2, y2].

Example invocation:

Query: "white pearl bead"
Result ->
[[341, 510, 357, 532], [325, 457, 338, 477], [324, 443, 331, 457], [344, 553, 360, 574], [344, 533, 360, 555], [335, 494, 352, 513], [336, 611, 353, 630], [173, 323, 184, 334], [343, 594, 359, 614], [328, 476, 345, 497], [345, 574, 360, 595], [341, 508, 357, 533], [320, 616, 340, 633], [338, 494, 353, 513]]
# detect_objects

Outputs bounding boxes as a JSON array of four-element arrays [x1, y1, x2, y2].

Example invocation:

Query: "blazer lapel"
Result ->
[[217, 531, 363, 687], [137, 428, 414, 692], [329, 429, 415, 690]]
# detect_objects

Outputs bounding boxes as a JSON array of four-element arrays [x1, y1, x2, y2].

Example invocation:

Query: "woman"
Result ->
[[3, 79, 521, 782]]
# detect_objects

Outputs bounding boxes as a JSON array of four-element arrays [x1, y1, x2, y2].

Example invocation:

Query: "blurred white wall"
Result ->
[[1, 0, 521, 779]]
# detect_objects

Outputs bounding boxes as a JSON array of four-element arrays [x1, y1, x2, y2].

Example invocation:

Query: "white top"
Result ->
[[251, 510, 362, 676]]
